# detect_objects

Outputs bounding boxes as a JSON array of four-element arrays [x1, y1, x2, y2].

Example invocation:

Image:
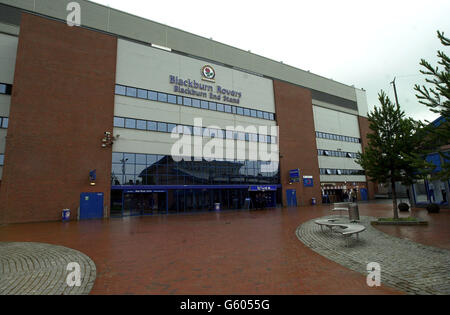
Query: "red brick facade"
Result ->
[[273, 80, 322, 206], [0, 14, 117, 224], [358, 115, 377, 199]]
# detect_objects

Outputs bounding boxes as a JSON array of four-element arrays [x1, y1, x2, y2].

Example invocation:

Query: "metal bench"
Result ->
[[331, 202, 351, 217], [314, 219, 366, 246], [314, 219, 342, 232]]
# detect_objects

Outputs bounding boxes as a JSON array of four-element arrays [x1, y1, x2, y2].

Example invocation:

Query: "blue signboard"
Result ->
[[124, 189, 167, 194], [303, 176, 314, 187], [248, 185, 278, 192], [289, 169, 300, 182]]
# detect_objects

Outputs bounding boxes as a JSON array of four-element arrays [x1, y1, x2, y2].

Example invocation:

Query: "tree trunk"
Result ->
[[391, 178, 399, 219]]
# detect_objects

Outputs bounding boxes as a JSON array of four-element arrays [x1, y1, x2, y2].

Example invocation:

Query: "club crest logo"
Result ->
[[201, 65, 216, 82]]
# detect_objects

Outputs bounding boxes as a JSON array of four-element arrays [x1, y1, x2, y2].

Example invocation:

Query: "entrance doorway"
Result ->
[[122, 191, 167, 216]]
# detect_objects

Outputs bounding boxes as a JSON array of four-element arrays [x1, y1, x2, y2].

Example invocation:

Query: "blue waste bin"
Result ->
[[311, 198, 317, 205], [62, 209, 71, 222]]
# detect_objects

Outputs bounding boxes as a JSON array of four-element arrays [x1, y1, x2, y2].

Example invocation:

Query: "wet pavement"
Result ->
[[0, 201, 448, 295]]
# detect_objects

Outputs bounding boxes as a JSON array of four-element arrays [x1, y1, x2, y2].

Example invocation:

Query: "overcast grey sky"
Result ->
[[91, 0, 449, 122]]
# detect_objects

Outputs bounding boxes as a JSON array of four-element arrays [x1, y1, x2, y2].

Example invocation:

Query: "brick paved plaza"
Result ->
[[0, 201, 449, 295]]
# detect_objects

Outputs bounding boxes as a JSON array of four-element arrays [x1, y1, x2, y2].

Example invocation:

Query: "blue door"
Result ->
[[80, 192, 104, 220], [286, 189, 297, 207], [360, 188, 368, 201]]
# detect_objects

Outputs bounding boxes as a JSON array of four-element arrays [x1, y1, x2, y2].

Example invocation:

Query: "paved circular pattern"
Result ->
[[296, 216, 450, 295], [0, 242, 96, 295]]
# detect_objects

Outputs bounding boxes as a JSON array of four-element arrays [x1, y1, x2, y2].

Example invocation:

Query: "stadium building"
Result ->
[[0, 0, 374, 223]]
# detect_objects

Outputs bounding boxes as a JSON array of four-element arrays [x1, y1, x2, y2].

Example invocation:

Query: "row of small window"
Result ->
[[316, 131, 361, 143], [318, 149, 359, 159], [114, 116, 278, 144], [0, 83, 12, 95], [115, 84, 275, 121], [0, 117, 9, 129], [320, 168, 365, 176]]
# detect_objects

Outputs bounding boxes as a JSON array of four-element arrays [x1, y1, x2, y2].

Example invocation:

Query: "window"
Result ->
[[168, 94, 177, 104], [157, 122, 167, 132], [125, 118, 136, 129], [158, 93, 168, 102], [244, 108, 251, 116], [0, 154, 4, 166], [184, 125, 193, 135], [148, 91, 158, 101], [124, 153, 135, 164], [269, 113, 275, 120], [112, 152, 123, 163], [137, 89, 147, 99], [259, 135, 267, 143], [263, 112, 269, 120], [250, 133, 258, 142], [147, 121, 157, 131], [217, 103, 224, 112], [183, 97, 192, 106], [201, 100, 209, 109], [271, 136, 277, 144], [209, 102, 217, 111], [257, 111, 264, 119], [126, 87, 137, 97], [136, 154, 146, 165], [236, 107, 244, 115], [250, 110, 257, 117], [177, 96, 183, 105], [167, 123, 177, 133], [193, 126, 202, 136], [224, 105, 232, 113], [232, 106, 237, 114], [115, 85, 126, 95], [114, 117, 125, 128], [192, 99, 200, 108], [136, 120, 147, 130]]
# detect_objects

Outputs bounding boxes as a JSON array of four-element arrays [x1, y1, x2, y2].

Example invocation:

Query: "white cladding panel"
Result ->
[[0, 33, 18, 84], [116, 39, 276, 113], [0, 128, 7, 153], [0, 95, 11, 117], [355, 89, 369, 118], [115, 39, 278, 157], [318, 156, 363, 170], [313, 105, 361, 138]]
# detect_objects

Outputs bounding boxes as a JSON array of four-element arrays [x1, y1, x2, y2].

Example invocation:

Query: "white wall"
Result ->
[[116, 39, 276, 113], [0, 33, 18, 84], [0, 33, 17, 180], [313, 105, 361, 137], [355, 89, 369, 118], [114, 38, 278, 158], [313, 105, 366, 183], [320, 175, 366, 183]]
